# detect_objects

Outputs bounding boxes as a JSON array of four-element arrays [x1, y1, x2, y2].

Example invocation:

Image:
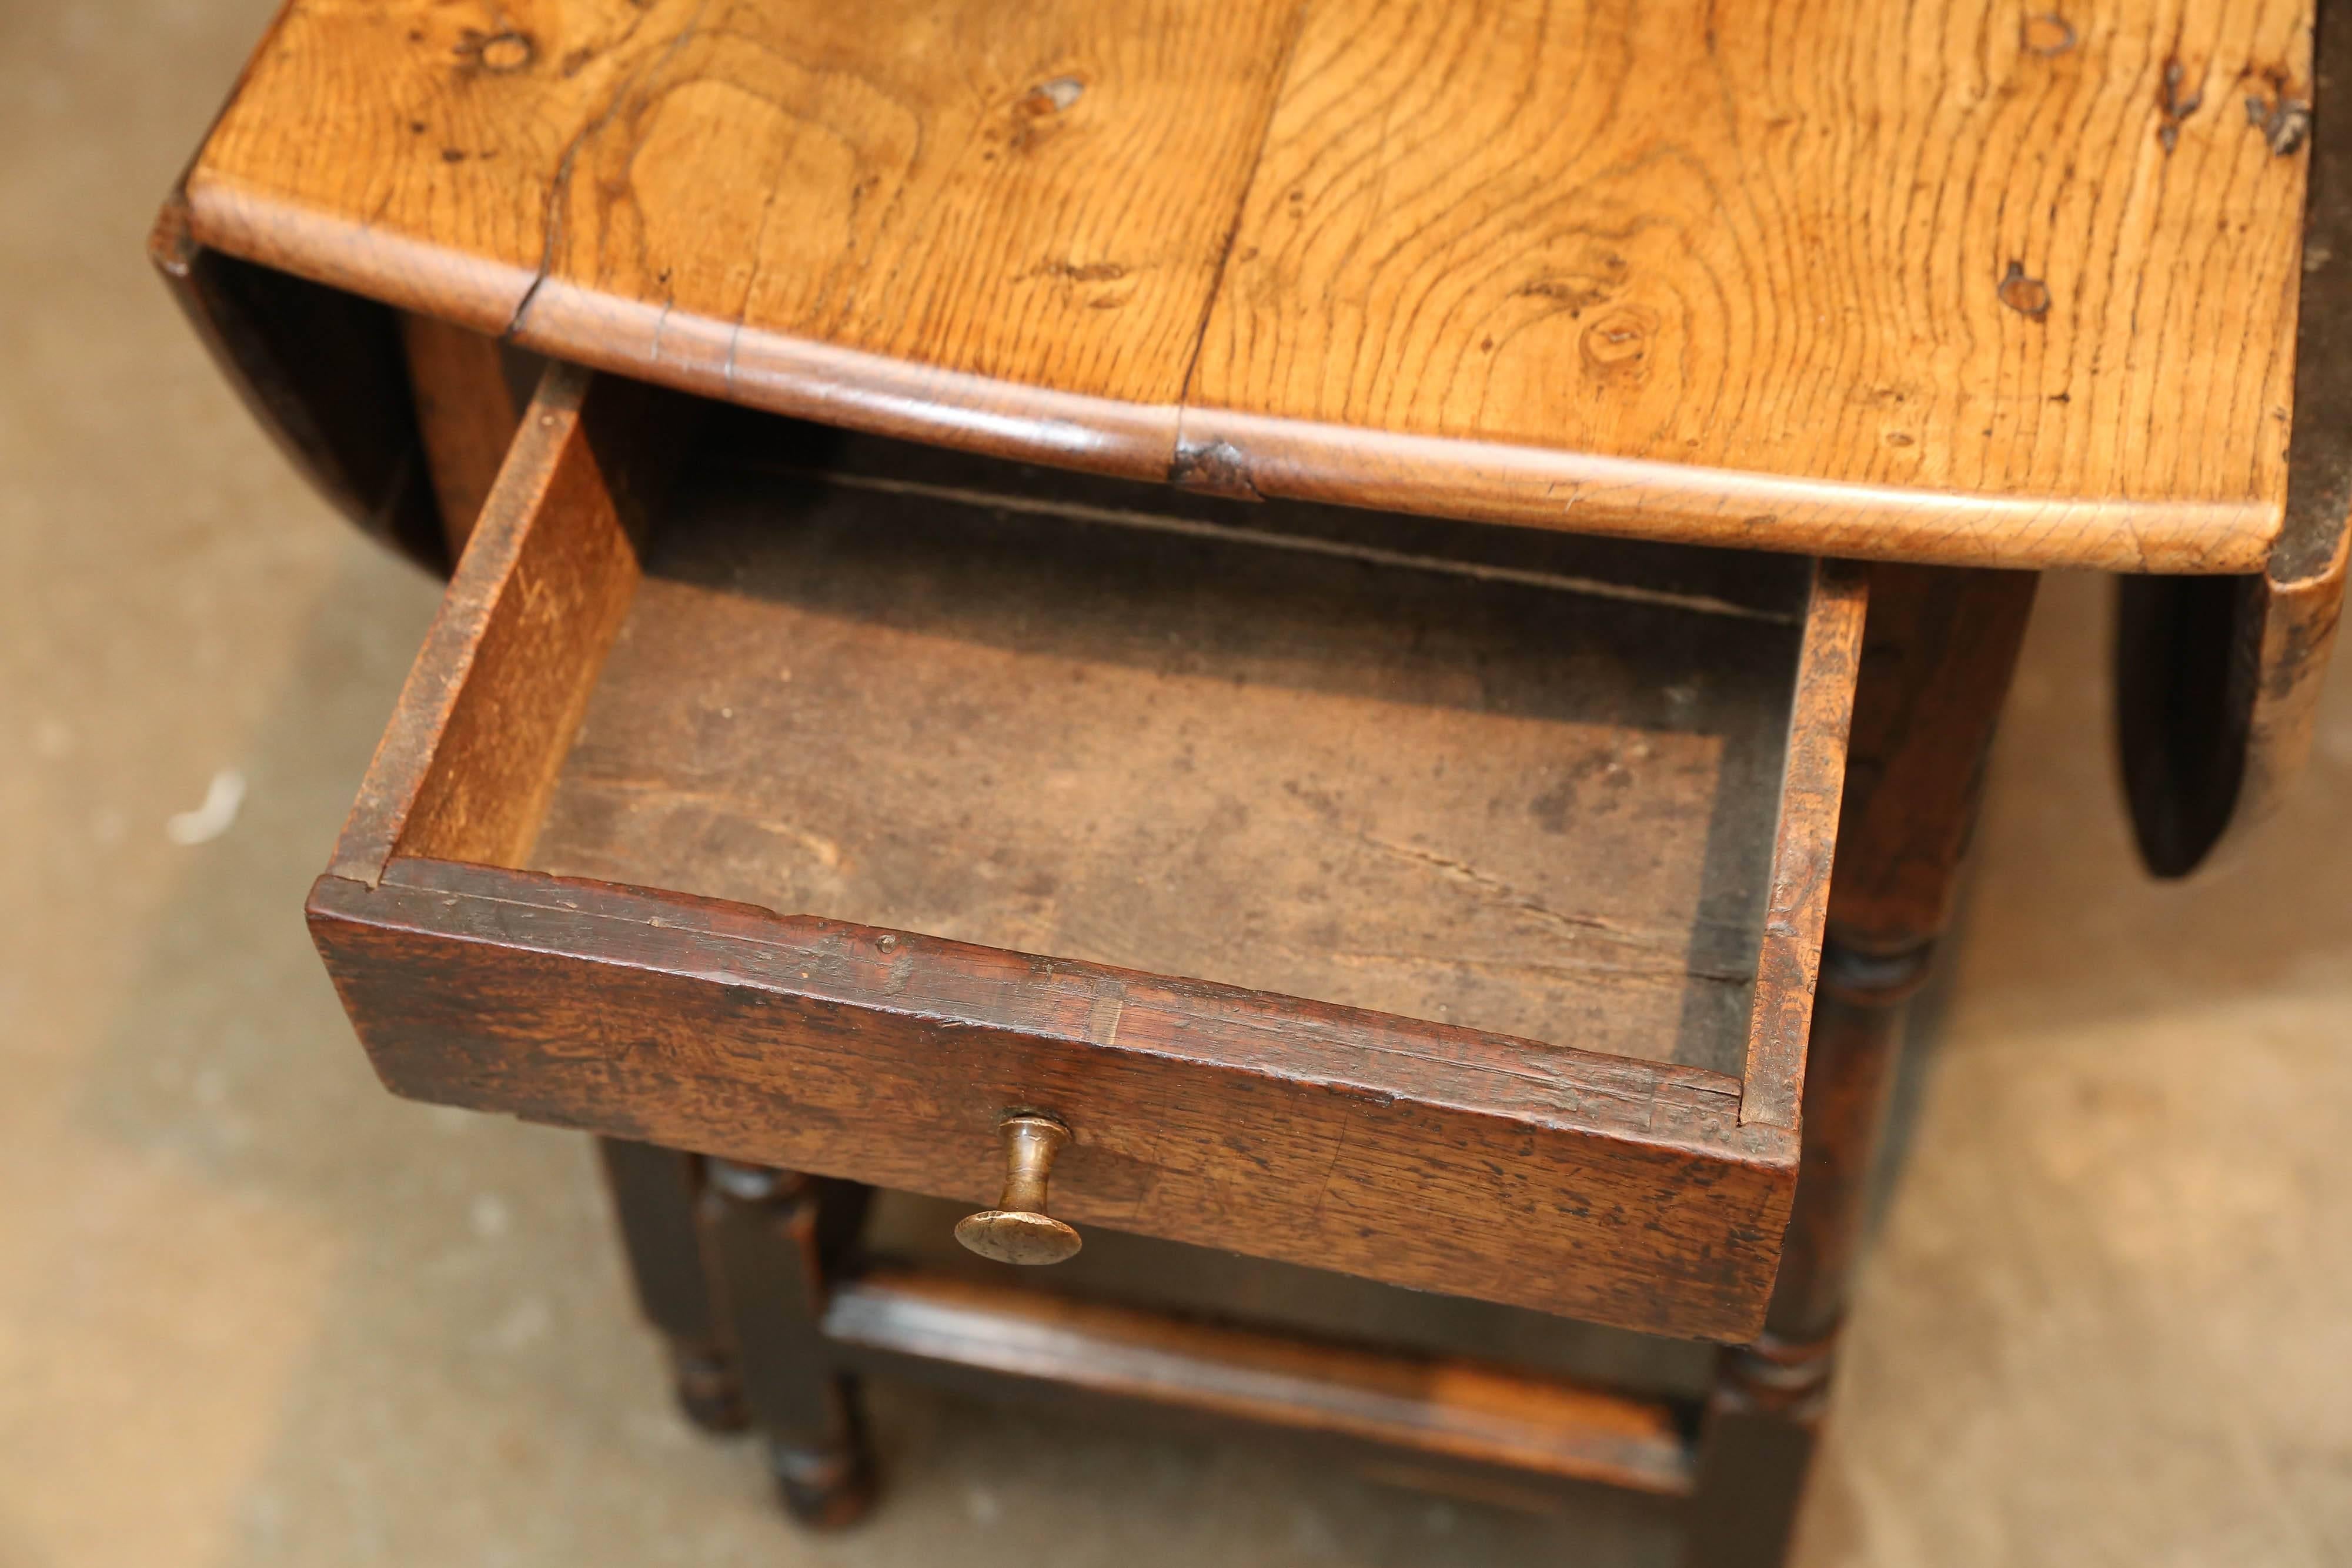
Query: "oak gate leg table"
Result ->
[[155, 2, 2347, 1563]]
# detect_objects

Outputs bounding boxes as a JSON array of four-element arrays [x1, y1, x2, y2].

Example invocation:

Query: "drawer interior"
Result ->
[[531, 407, 1812, 1078]]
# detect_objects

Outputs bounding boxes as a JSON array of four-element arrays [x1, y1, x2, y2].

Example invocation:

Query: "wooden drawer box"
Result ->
[[307, 365, 1865, 1343]]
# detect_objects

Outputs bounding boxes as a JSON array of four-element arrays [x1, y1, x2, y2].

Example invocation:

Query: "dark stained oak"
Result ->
[[1737, 564, 1865, 1130], [1685, 945, 1927, 1568], [1690, 561, 2040, 1567], [858, 1185, 1719, 1398], [698, 1164, 876, 1527], [156, 2, 2352, 1556], [308, 856, 1795, 1338], [594, 1138, 749, 1432], [823, 1265, 1697, 1497], [177, 0, 2314, 573], [1825, 566, 2041, 952]]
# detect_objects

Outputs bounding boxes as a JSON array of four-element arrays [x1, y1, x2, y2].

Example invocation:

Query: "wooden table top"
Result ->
[[182, 0, 2316, 571]]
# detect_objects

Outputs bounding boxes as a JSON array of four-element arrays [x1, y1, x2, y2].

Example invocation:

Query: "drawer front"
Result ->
[[313, 860, 1789, 1336], [309, 363, 1863, 1342]]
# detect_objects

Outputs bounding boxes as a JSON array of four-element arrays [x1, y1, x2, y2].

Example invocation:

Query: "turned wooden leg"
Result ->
[[1685, 941, 1929, 1566], [596, 1137, 749, 1433], [1686, 564, 2038, 1568], [701, 1160, 877, 1529]]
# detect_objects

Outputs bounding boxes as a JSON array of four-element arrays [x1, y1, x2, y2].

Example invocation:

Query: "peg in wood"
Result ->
[[954, 1114, 1081, 1265]]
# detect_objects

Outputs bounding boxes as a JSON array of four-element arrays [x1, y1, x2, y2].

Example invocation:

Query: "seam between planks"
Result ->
[[1167, 0, 1321, 469]]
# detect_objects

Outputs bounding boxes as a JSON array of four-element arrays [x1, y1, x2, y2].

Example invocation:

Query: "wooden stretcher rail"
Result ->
[[822, 1266, 1698, 1498]]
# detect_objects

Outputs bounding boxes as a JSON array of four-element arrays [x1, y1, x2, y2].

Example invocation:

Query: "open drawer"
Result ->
[[307, 365, 1865, 1343]]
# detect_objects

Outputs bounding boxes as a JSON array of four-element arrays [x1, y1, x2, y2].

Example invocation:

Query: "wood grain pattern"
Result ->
[[308, 856, 1795, 1339], [186, 0, 1305, 477], [822, 1265, 1696, 1496], [176, 0, 2316, 571], [1686, 942, 1931, 1568], [860, 1186, 1717, 1398], [1189, 0, 2309, 571], [296, 367, 1887, 1335]]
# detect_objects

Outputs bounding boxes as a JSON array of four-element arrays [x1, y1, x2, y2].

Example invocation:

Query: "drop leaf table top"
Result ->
[[173, 0, 2323, 570]]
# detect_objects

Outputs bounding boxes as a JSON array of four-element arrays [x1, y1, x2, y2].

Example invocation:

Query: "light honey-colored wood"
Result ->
[[1188, 0, 2311, 570], [181, 0, 2315, 571], [189, 0, 1307, 474]]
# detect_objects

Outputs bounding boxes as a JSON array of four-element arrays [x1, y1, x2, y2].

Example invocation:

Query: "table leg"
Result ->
[[595, 1137, 748, 1432], [701, 1161, 878, 1528], [1686, 564, 2037, 1567]]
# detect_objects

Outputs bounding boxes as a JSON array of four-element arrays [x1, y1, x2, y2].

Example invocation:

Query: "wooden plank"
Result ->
[[822, 1265, 1698, 1497], [1160, 412, 2274, 573], [178, 0, 2315, 571], [329, 361, 683, 881], [860, 1188, 1719, 1399], [306, 857, 1796, 1339], [698, 402, 1819, 624], [183, 0, 1308, 479], [1185, 0, 2308, 572]]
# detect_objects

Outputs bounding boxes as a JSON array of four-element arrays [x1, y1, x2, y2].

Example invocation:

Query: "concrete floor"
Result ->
[[6, 2, 2351, 1563]]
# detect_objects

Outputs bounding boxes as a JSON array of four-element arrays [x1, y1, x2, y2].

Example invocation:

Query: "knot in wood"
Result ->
[[2020, 14, 2076, 56], [1996, 261, 2051, 319], [1579, 305, 1657, 382]]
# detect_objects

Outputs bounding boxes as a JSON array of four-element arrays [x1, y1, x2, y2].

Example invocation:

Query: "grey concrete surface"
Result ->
[[4, 2, 2348, 1564]]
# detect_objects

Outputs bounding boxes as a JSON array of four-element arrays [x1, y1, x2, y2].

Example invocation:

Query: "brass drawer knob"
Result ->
[[954, 1113, 1082, 1265]]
